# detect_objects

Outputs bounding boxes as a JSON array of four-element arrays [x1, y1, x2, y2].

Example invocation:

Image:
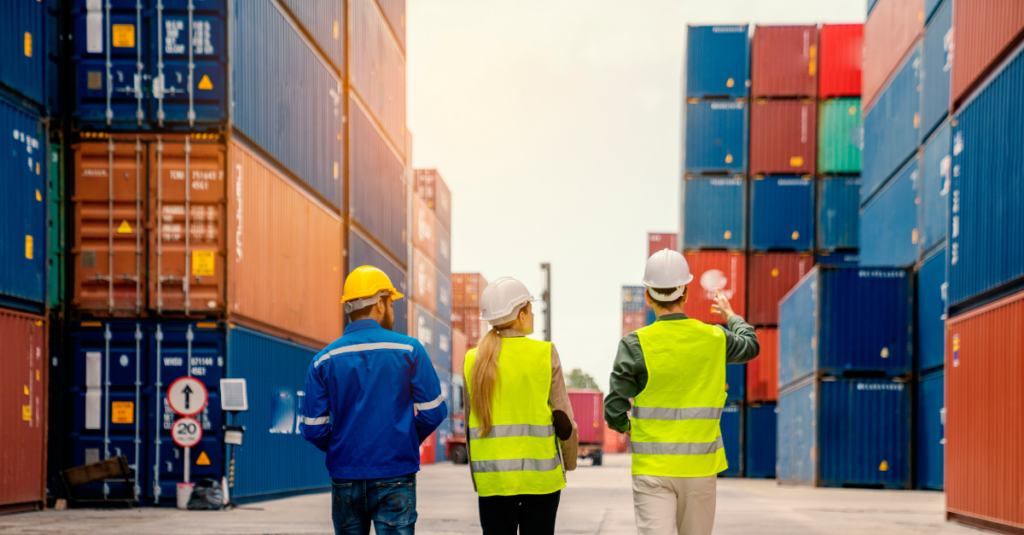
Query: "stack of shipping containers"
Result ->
[[445, 272, 488, 464], [411, 169, 453, 464]]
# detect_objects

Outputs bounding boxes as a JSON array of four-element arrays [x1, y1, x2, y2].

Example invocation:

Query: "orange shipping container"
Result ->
[[413, 249, 437, 313], [0, 308, 47, 513], [412, 196, 436, 261], [862, 0, 924, 111], [452, 328, 467, 378], [747, 328, 779, 402], [603, 425, 630, 454]]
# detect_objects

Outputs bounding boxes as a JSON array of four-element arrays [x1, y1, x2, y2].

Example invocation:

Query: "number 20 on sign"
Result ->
[[172, 417, 203, 448]]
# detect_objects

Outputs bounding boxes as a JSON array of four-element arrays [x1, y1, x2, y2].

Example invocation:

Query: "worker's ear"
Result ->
[[682, 286, 688, 304]]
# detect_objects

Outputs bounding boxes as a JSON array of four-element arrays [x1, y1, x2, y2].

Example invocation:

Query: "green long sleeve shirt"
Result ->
[[604, 313, 761, 433]]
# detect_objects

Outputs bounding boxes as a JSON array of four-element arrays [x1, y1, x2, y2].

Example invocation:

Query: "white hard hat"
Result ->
[[642, 249, 693, 301], [479, 277, 538, 326]]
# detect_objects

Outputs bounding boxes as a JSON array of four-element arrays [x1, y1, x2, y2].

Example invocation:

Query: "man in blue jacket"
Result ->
[[302, 265, 447, 535]]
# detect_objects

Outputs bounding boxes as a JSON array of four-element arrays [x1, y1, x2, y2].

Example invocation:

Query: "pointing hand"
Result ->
[[711, 289, 735, 322]]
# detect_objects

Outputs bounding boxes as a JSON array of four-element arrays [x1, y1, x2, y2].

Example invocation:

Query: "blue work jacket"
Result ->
[[301, 319, 447, 479]]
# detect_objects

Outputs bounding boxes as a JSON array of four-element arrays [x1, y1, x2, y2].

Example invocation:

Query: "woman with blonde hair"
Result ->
[[463, 276, 578, 535]]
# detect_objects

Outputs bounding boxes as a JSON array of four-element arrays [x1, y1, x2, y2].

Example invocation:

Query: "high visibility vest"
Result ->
[[465, 337, 565, 497], [630, 318, 728, 477]]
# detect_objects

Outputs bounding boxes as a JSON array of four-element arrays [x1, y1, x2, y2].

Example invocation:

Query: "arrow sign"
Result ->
[[167, 377, 208, 417]]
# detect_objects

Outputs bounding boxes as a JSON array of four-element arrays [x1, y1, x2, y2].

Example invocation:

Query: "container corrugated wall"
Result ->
[[748, 328, 779, 402], [749, 177, 815, 251], [720, 403, 743, 477], [747, 254, 814, 326], [434, 320, 452, 371], [375, 0, 407, 52], [685, 25, 750, 99], [683, 178, 746, 250], [751, 25, 817, 98], [436, 270, 452, 322], [349, 0, 406, 157], [279, 0, 346, 75], [412, 196, 436, 261], [412, 249, 437, 313], [818, 24, 863, 98], [622, 286, 645, 313], [945, 291, 1024, 531], [924, 0, 943, 23], [47, 134, 64, 309], [917, 248, 947, 373], [412, 303, 437, 364], [648, 232, 678, 257], [948, 41, 1024, 312], [862, 0, 923, 110], [817, 176, 861, 251], [227, 325, 329, 500], [567, 391, 604, 445], [919, 121, 950, 257], [0, 0, 46, 108], [0, 98, 46, 311], [415, 170, 452, 233], [435, 222, 452, 274], [683, 251, 746, 326], [859, 157, 919, 268], [916, 368, 944, 490], [777, 378, 815, 485], [0, 309, 46, 512], [817, 99, 862, 174], [919, 0, 952, 143], [227, 139, 343, 346], [815, 252, 860, 267], [232, 0, 343, 209], [726, 364, 746, 404], [348, 228, 408, 335], [684, 101, 747, 176], [749, 99, 816, 175], [862, 45, 921, 205], [745, 403, 777, 478], [950, 0, 1024, 108]]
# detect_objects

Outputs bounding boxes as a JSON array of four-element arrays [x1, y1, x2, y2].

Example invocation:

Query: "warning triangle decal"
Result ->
[[116, 220, 133, 234], [196, 451, 211, 466], [878, 460, 889, 472], [198, 75, 214, 90]]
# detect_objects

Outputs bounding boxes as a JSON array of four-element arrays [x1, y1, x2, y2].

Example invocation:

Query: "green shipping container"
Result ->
[[47, 133, 63, 308], [818, 98, 862, 174]]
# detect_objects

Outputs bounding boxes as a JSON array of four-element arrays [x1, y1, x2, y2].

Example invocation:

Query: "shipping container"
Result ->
[[419, 431, 436, 465], [682, 251, 747, 325], [862, 0, 924, 110], [748, 328, 779, 402], [648, 232, 678, 258], [948, 41, 1024, 312], [818, 24, 864, 98], [622, 286, 646, 314], [349, 0, 406, 157], [917, 247, 947, 373], [47, 132, 65, 309], [682, 178, 746, 250], [720, 403, 743, 477], [567, 390, 604, 446], [435, 222, 451, 275], [348, 228, 408, 335], [859, 156, 920, 268], [0, 98, 46, 312], [452, 273, 486, 309], [924, 0, 944, 24], [684, 100, 747, 176], [685, 25, 750, 99], [412, 303, 438, 366], [349, 99, 408, 266], [862, 45, 921, 204], [747, 254, 814, 326], [920, 0, 952, 143], [603, 425, 630, 455], [751, 26, 817, 98], [375, 0, 407, 52], [945, 290, 1024, 532], [777, 377, 911, 488], [868, 0, 880, 14], [749, 177, 815, 251], [815, 252, 861, 267], [412, 249, 437, 314], [434, 368, 452, 415], [916, 368, 944, 490], [413, 196, 436, 261], [817, 98, 862, 174], [919, 121, 950, 257], [1, 0, 46, 109], [726, 363, 746, 404], [749, 99, 817, 175], [0, 309, 47, 513], [745, 403, 777, 478], [435, 417, 451, 463], [436, 270, 452, 323], [279, 0, 346, 75], [452, 307, 484, 349], [452, 328, 467, 379], [817, 176, 861, 251], [950, 0, 1024, 108], [779, 266, 912, 387], [415, 169, 452, 233], [645, 306, 656, 328], [434, 321, 452, 372], [622, 311, 646, 336]]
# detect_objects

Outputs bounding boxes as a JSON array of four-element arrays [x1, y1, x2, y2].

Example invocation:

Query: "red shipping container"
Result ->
[[752, 25, 818, 98], [622, 311, 646, 336], [412, 196, 436, 261], [452, 273, 487, 310], [567, 390, 605, 445], [862, 0, 924, 111], [747, 252, 815, 326], [415, 169, 453, 232], [945, 290, 1024, 533], [454, 306, 484, 348], [420, 432, 436, 465], [412, 249, 437, 313], [750, 99, 817, 176], [0, 308, 46, 513], [683, 251, 747, 325], [747, 328, 779, 402], [951, 1, 1024, 108], [648, 232, 678, 258], [603, 425, 630, 454], [819, 24, 864, 97]]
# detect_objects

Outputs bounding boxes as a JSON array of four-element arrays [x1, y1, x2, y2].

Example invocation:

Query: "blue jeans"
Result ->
[[331, 473, 417, 535]]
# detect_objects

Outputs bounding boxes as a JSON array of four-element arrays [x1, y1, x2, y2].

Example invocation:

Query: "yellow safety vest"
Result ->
[[631, 318, 728, 477], [465, 337, 565, 497]]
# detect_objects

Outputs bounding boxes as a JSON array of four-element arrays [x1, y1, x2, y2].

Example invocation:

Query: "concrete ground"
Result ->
[[0, 454, 981, 535]]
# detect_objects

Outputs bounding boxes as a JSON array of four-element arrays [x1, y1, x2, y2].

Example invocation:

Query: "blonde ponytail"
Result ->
[[470, 327, 503, 438]]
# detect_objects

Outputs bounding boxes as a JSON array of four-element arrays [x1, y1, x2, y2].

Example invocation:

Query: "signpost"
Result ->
[[167, 376, 208, 485], [172, 417, 203, 448]]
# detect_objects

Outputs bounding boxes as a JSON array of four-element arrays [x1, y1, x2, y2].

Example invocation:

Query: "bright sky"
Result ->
[[408, 0, 866, 392]]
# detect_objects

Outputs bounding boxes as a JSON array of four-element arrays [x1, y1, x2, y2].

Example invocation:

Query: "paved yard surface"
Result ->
[[0, 454, 980, 534]]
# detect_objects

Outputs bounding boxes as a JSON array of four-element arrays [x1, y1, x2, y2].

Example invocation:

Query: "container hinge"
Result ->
[[187, 0, 196, 126]]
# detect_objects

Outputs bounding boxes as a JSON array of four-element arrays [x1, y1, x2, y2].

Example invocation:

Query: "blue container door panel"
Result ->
[[726, 363, 746, 403], [751, 177, 815, 251], [815, 252, 860, 267], [777, 380, 815, 485], [778, 270, 818, 388], [685, 101, 747, 175], [0, 99, 46, 309], [916, 370, 944, 490], [149, 323, 225, 389], [436, 272, 452, 321], [862, 46, 921, 205], [435, 418, 451, 463], [71, 436, 148, 499], [919, 122, 951, 257], [434, 320, 453, 372], [686, 25, 750, 99], [859, 157, 919, 268], [919, 0, 952, 143], [150, 7, 228, 126], [1, 0, 46, 106], [720, 404, 743, 477], [745, 404, 777, 478], [71, 3, 148, 125], [817, 176, 860, 251], [348, 228, 409, 335], [683, 178, 746, 250], [917, 249, 947, 373]]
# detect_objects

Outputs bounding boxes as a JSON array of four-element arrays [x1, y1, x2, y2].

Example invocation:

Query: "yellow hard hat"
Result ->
[[342, 266, 404, 312]]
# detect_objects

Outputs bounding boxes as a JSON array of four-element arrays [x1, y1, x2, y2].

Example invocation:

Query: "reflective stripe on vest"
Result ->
[[465, 337, 566, 497], [631, 318, 729, 478]]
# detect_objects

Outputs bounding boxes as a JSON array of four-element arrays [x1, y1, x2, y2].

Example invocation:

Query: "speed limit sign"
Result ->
[[172, 417, 203, 448]]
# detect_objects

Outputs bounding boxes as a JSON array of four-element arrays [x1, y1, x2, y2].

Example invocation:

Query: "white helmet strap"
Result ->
[[647, 285, 686, 302]]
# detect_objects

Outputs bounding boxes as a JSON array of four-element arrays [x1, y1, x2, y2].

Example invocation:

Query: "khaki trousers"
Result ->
[[632, 475, 717, 535]]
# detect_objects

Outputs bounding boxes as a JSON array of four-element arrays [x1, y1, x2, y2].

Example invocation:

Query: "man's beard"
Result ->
[[381, 308, 395, 331]]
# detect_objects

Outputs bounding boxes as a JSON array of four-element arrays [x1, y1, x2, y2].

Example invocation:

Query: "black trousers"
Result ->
[[478, 490, 561, 535]]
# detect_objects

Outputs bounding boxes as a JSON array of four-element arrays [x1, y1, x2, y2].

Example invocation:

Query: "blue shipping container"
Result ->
[[720, 403, 743, 477], [779, 266, 912, 387], [867, 0, 879, 15], [859, 157, 919, 268], [685, 100, 748, 176], [686, 25, 750, 99], [622, 286, 646, 313], [436, 271, 452, 322], [817, 176, 860, 251], [815, 252, 860, 267], [279, 0, 346, 75], [1, 0, 46, 108], [924, 0, 946, 27], [434, 320, 452, 372], [862, 45, 920, 206], [917, 247, 946, 373], [750, 176, 815, 251], [435, 368, 452, 417], [683, 177, 746, 250], [348, 228, 409, 335], [645, 306, 656, 327], [413, 303, 438, 366], [778, 377, 911, 488], [745, 403, 777, 478], [919, 0, 952, 143], [726, 363, 746, 404], [916, 369, 944, 490], [0, 97, 46, 311], [948, 41, 1024, 310], [919, 121, 951, 257], [435, 418, 451, 463], [435, 222, 452, 275]]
